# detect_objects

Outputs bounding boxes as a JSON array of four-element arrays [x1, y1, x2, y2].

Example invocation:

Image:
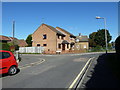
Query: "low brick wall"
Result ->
[[43, 51, 56, 54], [61, 50, 87, 54], [43, 49, 87, 54]]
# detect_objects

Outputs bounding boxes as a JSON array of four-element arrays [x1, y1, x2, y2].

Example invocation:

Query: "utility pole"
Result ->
[[13, 20, 15, 46]]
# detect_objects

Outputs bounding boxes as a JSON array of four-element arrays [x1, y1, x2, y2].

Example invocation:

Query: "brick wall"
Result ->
[[32, 24, 57, 52]]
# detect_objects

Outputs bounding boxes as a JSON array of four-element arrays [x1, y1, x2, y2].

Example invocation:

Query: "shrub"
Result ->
[[14, 45, 19, 50], [0, 42, 10, 51], [90, 45, 103, 52]]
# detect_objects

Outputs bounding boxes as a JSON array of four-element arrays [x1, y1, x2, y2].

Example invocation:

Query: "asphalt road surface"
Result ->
[[2, 53, 102, 88]]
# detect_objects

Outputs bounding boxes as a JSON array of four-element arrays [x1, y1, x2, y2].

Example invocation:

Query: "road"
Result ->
[[2, 53, 102, 88]]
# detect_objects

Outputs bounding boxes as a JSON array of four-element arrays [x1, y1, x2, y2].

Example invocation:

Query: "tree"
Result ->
[[94, 29, 112, 47], [26, 34, 32, 47], [89, 32, 97, 47]]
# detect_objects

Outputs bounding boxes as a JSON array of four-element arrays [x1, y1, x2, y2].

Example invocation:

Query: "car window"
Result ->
[[0, 52, 11, 59], [0, 52, 2, 59]]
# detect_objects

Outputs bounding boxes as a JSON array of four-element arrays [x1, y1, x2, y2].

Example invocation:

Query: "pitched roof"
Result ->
[[76, 35, 88, 42], [42, 24, 65, 36], [18, 39, 28, 47], [0, 35, 11, 41], [0, 35, 27, 47], [56, 27, 76, 38], [9, 37, 19, 40]]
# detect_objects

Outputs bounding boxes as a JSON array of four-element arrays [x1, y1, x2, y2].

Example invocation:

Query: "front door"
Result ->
[[62, 44, 65, 51]]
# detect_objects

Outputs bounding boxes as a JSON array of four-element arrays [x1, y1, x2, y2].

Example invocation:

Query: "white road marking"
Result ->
[[19, 59, 45, 70]]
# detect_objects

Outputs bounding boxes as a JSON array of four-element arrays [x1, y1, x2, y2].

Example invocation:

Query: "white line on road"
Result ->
[[68, 57, 94, 89], [1, 59, 46, 79], [19, 59, 45, 70]]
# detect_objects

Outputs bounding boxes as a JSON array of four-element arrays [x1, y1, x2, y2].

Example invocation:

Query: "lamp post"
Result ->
[[96, 16, 108, 53]]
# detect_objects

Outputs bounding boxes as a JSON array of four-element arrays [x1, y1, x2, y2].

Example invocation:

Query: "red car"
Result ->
[[0, 50, 18, 75]]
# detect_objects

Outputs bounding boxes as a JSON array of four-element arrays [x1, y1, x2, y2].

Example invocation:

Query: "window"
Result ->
[[58, 44, 61, 49], [37, 44, 40, 46], [61, 36, 64, 39], [0, 52, 11, 59], [43, 34, 47, 39], [70, 44, 73, 48], [48, 49, 50, 51], [70, 37, 73, 40], [58, 35, 60, 39], [67, 44, 69, 49], [43, 44, 47, 46], [84, 45, 87, 49], [0, 52, 2, 59]]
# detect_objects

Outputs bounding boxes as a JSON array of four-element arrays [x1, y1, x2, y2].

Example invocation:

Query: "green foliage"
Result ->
[[8, 42, 13, 46], [14, 45, 19, 50], [94, 29, 112, 47], [0, 42, 19, 51], [0, 42, 10, 51], [107, 43, 112, 50], [89, 32, 97, 47], [7, 42, 19, 51], [26, 34, 32, 47], [89, 45, 104, 52], [89, 32, 97, 39], [115, 35, 120, 54]]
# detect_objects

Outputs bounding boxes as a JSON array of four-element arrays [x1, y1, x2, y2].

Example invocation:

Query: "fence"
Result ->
[[19, 47, 44, 53]]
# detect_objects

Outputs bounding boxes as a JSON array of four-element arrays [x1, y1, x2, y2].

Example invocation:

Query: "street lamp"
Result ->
[[96, 16, 108, 53]]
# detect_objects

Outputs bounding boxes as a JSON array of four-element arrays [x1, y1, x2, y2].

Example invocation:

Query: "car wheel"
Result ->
[[8, 66, 17, 75]]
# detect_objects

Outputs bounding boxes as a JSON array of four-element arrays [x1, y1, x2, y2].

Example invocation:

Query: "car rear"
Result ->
[[0, 50, 18, 75]]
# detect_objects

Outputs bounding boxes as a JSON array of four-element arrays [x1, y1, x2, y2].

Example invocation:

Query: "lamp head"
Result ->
[[96, 16, 101, 19]]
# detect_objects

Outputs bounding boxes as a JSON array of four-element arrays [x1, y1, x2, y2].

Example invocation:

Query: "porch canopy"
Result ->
[[62, 40, 69, 44]]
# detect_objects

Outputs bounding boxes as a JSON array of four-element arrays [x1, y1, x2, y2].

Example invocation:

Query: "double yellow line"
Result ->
[[68, 57, 94, 89]]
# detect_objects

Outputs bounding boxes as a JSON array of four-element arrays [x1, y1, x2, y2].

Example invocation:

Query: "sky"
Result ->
[[2, 2, 118, 42]]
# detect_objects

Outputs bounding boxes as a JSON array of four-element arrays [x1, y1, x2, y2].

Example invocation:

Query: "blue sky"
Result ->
[[2, 2, 118, 41]]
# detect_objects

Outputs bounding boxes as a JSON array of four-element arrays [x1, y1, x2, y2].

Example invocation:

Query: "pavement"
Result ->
[[78, 53, 120, 88]]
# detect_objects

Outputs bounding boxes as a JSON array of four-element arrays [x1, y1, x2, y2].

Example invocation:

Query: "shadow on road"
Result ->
[[0, 68, 20, 78], [85, 53, 120, 88]]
